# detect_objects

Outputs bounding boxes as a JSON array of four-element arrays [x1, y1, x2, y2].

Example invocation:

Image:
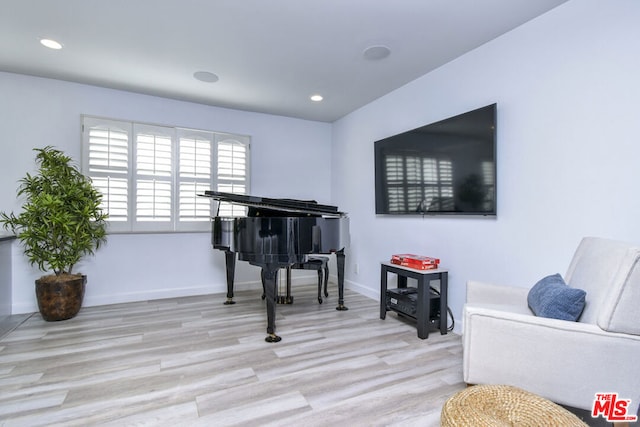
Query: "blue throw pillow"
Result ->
[[527, 273, 586, 321]]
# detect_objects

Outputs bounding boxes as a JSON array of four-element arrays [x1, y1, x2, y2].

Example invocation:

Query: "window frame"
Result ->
[[81, 115, 251, 233]]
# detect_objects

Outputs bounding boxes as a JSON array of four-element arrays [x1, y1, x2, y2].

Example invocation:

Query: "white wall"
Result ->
[[0, 238, 12, 318], [0, 72, 332, 313], [331, 0, 640, 332]]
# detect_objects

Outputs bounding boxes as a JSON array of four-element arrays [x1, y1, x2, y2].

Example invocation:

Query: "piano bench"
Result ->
[[290, 256, 330, 304]]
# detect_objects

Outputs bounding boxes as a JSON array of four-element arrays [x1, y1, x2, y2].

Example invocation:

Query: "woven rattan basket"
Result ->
[[440, 384, 588, 426]]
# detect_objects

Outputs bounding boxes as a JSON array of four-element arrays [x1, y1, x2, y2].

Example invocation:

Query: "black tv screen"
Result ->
[[375, 103, 496, 216]]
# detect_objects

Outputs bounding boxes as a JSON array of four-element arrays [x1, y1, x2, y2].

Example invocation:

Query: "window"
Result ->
[[82, 116, 250, 233]]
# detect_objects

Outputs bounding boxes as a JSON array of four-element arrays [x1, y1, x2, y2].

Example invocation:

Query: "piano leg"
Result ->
[[262, 265, 282, 343], [224, 251, 236, 305], [285, 267, 293, 303], [263, 269, 293, 304], [277, 267, 293, 304], [335, 249, 348, 311]]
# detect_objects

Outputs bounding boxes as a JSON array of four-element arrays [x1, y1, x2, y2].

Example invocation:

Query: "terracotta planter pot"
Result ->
[[35, 274, 86, 321]]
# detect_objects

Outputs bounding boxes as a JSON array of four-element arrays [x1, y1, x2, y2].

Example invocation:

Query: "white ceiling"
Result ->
[[0, 0, 568, 123]]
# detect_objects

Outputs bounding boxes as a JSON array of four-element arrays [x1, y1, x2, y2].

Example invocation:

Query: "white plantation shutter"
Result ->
[[216, 135, 249, 217], [90, 177, 128, 221], [87, 129, 129, 174], [82, 116, 250, 232], [83, 118, 132, 230], [134, 125, 173, 229], [178, 130, 214, 228]]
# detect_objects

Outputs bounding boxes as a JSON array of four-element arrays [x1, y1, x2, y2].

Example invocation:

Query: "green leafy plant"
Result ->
[[0, 146, 108, 276]]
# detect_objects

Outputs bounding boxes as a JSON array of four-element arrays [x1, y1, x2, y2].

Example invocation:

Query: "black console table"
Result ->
[[380, 262, 448, 339]]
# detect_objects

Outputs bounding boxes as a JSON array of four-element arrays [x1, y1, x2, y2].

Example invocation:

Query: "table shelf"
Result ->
[[380, 262, 448, 339]]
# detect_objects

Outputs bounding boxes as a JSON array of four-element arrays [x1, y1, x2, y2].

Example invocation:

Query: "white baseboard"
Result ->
[[84, 274, 324, 307], [344, 278, 379, 301], [11, 275, 381, 314], [82, 286, 218, 307]]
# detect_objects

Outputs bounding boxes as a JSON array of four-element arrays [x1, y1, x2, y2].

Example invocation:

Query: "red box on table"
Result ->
[[390, 254, 440, 270]]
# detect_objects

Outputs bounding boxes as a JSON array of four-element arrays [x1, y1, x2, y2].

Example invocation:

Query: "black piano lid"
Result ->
[[201, 191, 347, 217]]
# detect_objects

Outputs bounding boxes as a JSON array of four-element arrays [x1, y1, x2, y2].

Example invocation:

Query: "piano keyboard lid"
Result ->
[[200, 191, 347, 217]]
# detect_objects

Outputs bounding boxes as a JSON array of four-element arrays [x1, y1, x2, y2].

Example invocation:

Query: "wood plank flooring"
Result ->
[[0, 283, 464, 426]]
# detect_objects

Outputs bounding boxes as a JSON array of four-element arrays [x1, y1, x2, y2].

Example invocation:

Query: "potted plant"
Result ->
[[0, 146, 108, 321]]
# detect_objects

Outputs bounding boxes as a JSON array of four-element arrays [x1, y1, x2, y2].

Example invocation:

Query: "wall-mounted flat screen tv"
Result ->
[[375, 103, 496, 216]]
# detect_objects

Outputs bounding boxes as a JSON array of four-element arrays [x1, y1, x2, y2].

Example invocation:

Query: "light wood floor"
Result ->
[[0, 283, 464, 426]]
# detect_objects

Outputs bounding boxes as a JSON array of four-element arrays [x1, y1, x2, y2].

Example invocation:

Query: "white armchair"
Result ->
[[463, 237, 640, 414]]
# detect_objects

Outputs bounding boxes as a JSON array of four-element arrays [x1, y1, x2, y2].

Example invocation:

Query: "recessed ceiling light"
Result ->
[[40, 38, 63, 50], [363, 45, 391, 61], [193, 71, 219, 83], [310, 94, 323, 102]]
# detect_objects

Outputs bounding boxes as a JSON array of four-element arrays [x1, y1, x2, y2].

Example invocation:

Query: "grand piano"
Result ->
[[202, 191, 350, 342]]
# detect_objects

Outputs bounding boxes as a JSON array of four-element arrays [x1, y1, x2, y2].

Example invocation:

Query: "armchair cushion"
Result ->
[[565, 237, 640, 334], [527, 273, 586, 321]]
